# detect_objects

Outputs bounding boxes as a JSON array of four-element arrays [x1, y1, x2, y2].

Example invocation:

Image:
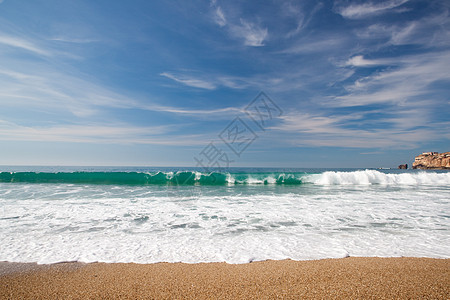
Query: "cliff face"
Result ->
[[412, 152, 450, 169]]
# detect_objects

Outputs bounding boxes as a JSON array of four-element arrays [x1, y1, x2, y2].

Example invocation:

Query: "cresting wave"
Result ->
[[0, 171, 294, 185], [0, 170, 449, 186], [305, 170, 450, 185]]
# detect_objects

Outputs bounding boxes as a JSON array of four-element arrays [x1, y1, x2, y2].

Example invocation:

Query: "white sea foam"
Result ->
[[1, 174, 449, 264], [305, 169, 450, 185], [220, 170, 450, 186]]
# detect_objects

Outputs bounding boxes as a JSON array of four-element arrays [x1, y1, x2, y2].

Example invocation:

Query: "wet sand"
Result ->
[[1, 257, 449, 299]]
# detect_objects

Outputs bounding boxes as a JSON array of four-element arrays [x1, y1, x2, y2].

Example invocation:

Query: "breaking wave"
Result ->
[[304, 169, 450, 185], [0, 169, 448, 186]]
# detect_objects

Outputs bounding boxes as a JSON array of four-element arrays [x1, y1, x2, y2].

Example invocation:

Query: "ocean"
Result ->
[[0, 166, 449, 264]]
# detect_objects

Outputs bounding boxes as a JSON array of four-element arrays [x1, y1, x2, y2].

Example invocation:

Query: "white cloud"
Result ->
[[214, 7, 227, 27], [233, 19, 268, 47], [0, 63, 146, 117], [274, 112, 362, 134], [348, 8, 450, 112], [336, 52, 450, 107], [293, 130, 430, 148], [145, 104, 243, 116], [336, 0, 409, 19], [0, 35, 50, 56], [210, 3, 268, 47], [283, 2, 323, 38], [345, 55, 387, 67], [48, 37, 99, 44], [355, 10, 450, 48], [0, 120, 209, 145], [281, 37, 345, 54], [280, 2, 304, 38], [390, 22, 417, 45], [392, 14, 450, 47], [160, 72, 216, 90], [272, 110, 446, 149], [0, 63, 249, 121], [159, 70, 287, 92]]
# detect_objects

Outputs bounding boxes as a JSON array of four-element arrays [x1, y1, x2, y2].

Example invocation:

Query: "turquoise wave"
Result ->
[[0, 171, 304, 185]]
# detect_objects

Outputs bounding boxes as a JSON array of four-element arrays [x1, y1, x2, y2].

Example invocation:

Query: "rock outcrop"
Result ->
[[412, 152, 450, 169], [398, 164, 408, 169]]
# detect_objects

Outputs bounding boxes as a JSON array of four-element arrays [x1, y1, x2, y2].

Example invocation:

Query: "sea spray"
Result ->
[[303, 169, 450, 185]]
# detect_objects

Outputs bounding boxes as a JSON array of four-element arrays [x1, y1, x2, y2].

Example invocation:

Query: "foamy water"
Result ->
[[0, 169, 449, 264]]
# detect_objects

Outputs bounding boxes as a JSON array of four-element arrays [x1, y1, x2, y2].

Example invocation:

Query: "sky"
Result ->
[[0, 0, 449, 168]]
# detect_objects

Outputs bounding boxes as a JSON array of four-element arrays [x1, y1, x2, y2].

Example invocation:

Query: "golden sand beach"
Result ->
[[1, 257, 449, 299]]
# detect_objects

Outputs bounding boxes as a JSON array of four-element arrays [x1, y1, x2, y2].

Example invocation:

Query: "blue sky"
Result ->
[[0, 0, 449, 168]]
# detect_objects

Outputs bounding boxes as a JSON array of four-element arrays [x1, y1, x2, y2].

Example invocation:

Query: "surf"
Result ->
[[0, 169, 448, 186]]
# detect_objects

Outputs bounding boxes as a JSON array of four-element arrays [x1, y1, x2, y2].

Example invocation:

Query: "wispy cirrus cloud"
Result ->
[[213, 6, 227, 27], [231, 19, 268, 47], [0, 31, 249, 121], [335, 52, 450, 107], [345, 55, 389, 67], [0, 35, 50, 56], [280, 1, 305, 38], [281, 2, 323, 38], [0, 63, 144, 117], [0, 119, 209, 145], [355, 11, 450, 48], [0, 62, 246, 121], [281, 36, 347, 54], [48, 37, 99, 44], [160, 72, 216, 90], [272, 110, 447, 149], [146, 104, 242, 116], [336, 0, 409, 19], [159, 70, 269, 91], [158, 68, 314, 95], [210, 1, 268, 47]]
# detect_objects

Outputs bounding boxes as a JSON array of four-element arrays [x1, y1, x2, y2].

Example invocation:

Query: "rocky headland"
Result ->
[[412, 152, 450, 169]]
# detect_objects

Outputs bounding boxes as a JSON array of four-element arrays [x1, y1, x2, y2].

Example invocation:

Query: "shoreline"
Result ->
[[1, 257, 449, 299]]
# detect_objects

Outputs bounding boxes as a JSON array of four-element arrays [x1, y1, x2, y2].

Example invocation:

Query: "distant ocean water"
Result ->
[[0, 166, 449, 264]]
